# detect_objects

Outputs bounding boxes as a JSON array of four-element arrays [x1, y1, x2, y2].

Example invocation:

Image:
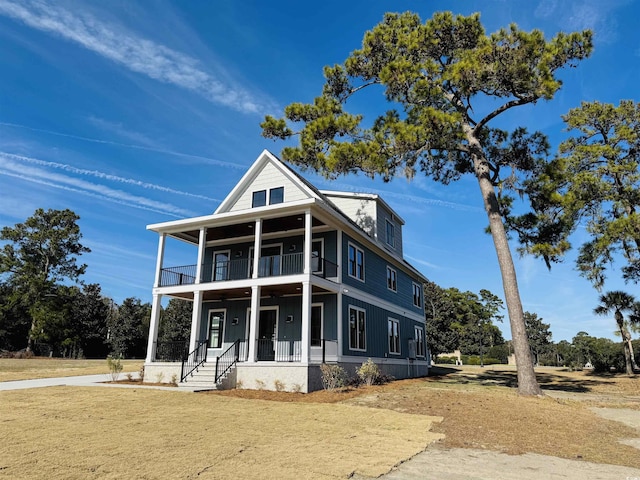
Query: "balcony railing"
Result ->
[[159, 253, 337, 287]]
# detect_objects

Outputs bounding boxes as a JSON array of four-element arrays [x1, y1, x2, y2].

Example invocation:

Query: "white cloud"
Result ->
[[0, 0, 272, 114], [1, 151, 218, 202], [0, 154, 193, 217], [0, 121, 245, 170]]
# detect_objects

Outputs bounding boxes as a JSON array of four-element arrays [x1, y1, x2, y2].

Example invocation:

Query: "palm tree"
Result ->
[[594, 291, 640, 375]]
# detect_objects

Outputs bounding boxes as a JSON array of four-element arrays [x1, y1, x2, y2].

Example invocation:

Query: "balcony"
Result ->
[[159, 253, 337, 287]]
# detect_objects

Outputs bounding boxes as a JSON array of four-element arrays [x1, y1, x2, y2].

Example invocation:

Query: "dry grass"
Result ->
[[0, 358, 143, 382], [215, 365, 640, 469], [0, 387, 442, 480]]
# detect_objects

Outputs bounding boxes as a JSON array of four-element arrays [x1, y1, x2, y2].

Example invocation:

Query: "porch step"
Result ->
[[178, 362, 232, 391]]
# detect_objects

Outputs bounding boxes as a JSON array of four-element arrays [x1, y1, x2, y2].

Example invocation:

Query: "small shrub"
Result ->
[[357, 358, 380, 386], [106, 355, 123, 381], [170, 374, 178, 386], [155, 372, 165, 383], [291, 383, 302, 393], [126, 373, 133, 381], [437, 356, 458, 365], [320, 363, 347, 390], [255, 379, 266, 390], [235, 380, 243, 390], [138, 364, 145, 381], [274, 379, 285, 392]]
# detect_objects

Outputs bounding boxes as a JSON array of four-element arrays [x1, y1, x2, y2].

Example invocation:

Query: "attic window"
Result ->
[[252, 190, 267, 207], [269, 187, 284, 205]]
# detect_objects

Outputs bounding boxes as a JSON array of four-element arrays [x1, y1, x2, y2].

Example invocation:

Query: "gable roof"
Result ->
[[214, 150, 323, 214]]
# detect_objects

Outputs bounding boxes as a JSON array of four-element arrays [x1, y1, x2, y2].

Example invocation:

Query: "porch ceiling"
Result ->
[[165, 282, 332, 302], [171, 214, 326, 245]]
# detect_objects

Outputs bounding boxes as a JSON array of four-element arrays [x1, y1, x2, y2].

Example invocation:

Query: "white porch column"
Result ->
[[189, 291, 204, 352], [247, 285, 261, 362], [153, 234, 166, 288], [145, 294, 162, 363], [252, 218, 262, 279], [194, 227, 207, 284], [303, 209, 312, 274], [336, 230, 343, 283], [301, 281, 311, 364]]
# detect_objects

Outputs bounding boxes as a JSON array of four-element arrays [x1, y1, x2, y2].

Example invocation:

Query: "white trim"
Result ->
[[385, 219, 395, 249], [341, 284, 426, 324], [412, 282, 423, 309], [212, 249, 231, 282], [388, 317, 401, 355], [311, 237, 325, 275], [386, 265, 397, 293], [414, 325, 426, 358], [207, 308, 227, 349], [347, 242, 365, 282], [153, 234, 166, 288], [310, 302, 324, 349], [347, 305, 366, 352]]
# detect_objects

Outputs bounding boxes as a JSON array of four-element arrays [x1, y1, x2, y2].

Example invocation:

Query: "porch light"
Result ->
[[286, 315, 294, 323], [235, 251, 243, 257], [289, 244, 296, 252], [232, 317, 239, 325]]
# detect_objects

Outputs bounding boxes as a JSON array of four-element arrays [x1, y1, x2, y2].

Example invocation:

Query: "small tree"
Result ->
[[593, 291, 640, 375]]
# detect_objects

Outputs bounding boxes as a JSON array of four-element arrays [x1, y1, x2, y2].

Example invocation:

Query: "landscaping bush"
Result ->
[[357, 358, 380, 386], [436, 356, 457, 364], [106, 355, 123, 381], [460, 355, 503, 366], [320, 363, 347, 390]]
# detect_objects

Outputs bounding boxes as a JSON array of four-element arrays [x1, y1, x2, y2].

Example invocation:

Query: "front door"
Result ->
[[257, 309, 277, 361]]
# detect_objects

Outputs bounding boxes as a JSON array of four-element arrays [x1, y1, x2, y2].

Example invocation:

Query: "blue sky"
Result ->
[[0, 0, 638, 342]]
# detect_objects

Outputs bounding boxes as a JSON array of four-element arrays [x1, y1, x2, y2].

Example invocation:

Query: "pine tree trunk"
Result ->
[[470, 142, 543, 395]]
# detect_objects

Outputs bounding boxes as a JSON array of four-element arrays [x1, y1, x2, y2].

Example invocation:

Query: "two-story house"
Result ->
[[143, 150, 430, 392]]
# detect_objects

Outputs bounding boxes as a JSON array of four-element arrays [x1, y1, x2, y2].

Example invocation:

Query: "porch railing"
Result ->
[[215, 339, 242, 383], [159, 254, 337, 287], [154, 340, 188, 362], [256, 338, 302, 362], [180, 338, 208, 382]]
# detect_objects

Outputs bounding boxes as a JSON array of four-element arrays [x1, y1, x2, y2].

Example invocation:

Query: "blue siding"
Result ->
[[342, 233, 423, 314], [342, 295, 425, 359], [198, 293, 337, 344]]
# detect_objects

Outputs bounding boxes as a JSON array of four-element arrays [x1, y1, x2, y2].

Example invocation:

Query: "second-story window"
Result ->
[[412, 282, 422, 308], [386, 266, 397, 292], [252, 190, 266, 207], [269, 186, 284, 204], [385, 220, 395, 248], [348, 243, 364, 281]]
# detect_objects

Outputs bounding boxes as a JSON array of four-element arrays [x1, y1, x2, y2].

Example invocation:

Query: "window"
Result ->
[[310, 304, 323, 347], [213, 250, 230, 281], [208, 311, 225, 348], [311, 239, 323, 274], [388, 318, 400, 354], [269, 186, 284, 205], [386, 266, 397, 292], [349, 306, 366, 351], [414, 326, 425, 357], [412, 282, 422, 308], [385, 220, 395, 248], [348, 243, 364, 281], [252, 190, 266, 207]]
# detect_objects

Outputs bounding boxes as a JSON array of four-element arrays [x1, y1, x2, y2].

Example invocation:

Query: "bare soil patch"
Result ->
[[0, 387, 441, 480], [0, 357, 143, 382], [213, 365, 640, 469]]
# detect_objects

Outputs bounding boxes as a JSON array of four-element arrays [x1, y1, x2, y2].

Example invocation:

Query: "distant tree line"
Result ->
[[0, 208, 191, 359]]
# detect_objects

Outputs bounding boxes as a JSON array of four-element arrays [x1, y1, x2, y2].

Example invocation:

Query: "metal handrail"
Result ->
[[180, 338, 208, 382], [215, 340, 240, 383]]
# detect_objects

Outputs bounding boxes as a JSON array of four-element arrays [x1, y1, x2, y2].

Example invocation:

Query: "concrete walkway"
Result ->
[[0, 372, 185, 392]]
